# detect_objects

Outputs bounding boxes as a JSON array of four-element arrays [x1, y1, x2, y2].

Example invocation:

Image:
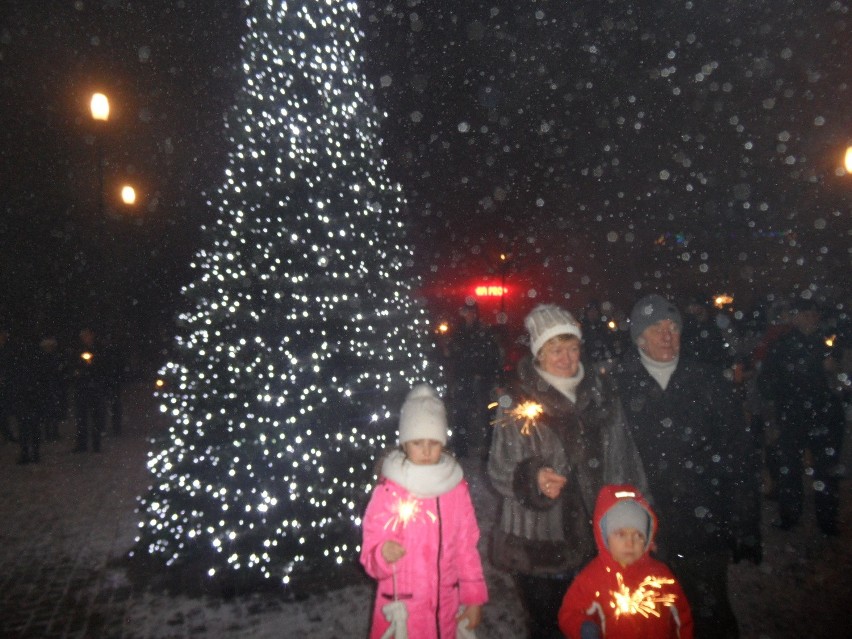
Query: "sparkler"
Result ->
[[492, 400, 544, 436], [384, 495, 436, 532], [610, 572, 677, 619]]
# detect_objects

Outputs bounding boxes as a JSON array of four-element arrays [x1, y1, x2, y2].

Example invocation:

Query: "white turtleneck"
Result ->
[[639, 350, 679, 390], [536, 362, 585, 403]]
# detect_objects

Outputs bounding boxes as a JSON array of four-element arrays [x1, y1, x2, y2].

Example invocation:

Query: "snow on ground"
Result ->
[[1, 383, 850, 638]]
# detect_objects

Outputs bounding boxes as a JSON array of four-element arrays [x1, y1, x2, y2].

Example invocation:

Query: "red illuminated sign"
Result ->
[[474, 285, 508, 297]]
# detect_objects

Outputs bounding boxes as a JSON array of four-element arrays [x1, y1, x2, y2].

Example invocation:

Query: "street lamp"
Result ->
[[845, 146, 852, 174], [120, 184, 137, 206]]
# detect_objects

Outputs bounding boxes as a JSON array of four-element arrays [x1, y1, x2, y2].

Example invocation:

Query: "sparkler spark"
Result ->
[[512, 401, 544, 436], [384, 496, 436, 532], [610, 573, 677, 619]]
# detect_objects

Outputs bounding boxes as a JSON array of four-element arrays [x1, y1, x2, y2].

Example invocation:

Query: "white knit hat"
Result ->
[[398, 384, 448, 445], [525, 304, 583, 356]]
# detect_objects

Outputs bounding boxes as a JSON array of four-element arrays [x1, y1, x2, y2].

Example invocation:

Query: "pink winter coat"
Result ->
[[360, 451, 488, 639]]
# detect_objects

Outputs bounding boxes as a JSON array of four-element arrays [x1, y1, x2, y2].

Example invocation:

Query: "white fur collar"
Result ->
[[381, 449, 464, 498], [536, 362, 585, 403]]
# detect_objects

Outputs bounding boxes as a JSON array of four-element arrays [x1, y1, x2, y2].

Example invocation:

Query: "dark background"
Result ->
[[1, 0, 849, 359]]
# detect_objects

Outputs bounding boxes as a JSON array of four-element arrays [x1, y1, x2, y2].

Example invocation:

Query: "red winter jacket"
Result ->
[[361, 451, 488, 639], [558, 484, 694, 639]]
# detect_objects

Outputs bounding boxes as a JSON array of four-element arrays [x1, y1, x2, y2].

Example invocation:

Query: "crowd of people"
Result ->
[[367, 291, 848, 638], [0, 325, 128, 464]]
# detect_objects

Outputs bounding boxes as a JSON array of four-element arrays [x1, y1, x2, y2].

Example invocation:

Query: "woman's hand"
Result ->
[[457, 604, 482, 630], [381, 540, 406, 563], [538, 467, 567, 499]]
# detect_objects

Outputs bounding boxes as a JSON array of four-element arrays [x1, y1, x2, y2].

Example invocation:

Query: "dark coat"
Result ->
[[759, 327, 837, 411], [487, 356, 647, 575], [613, 352, 761, 559]]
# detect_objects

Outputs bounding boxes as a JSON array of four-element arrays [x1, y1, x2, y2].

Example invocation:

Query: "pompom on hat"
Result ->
[[524, 304, 583, 356], [398, 384, 448, 445], [629, 294, 682, 343]]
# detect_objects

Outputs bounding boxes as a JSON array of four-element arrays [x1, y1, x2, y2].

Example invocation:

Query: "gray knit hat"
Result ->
[[398, 384, 448, 445], [524, 304, 583, 356], [602, 500, 651, 541], [629, 294, 682, 343]]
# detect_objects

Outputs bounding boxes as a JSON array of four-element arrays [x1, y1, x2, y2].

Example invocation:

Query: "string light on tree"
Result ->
[[134, 0, 434, 585]]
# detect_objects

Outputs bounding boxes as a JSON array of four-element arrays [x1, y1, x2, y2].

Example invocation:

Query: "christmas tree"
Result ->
[[135, 0, 433, 585]]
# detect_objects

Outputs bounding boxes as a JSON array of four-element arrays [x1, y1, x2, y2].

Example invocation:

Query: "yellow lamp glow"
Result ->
[[845, 146, 852, 174], [90, 93, 110, 121], [121, 185, 137, 205], [713, 294, 734, 308]]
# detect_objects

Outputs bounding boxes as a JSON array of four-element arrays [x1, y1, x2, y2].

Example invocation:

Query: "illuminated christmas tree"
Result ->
[[135, 0, 433, 585]]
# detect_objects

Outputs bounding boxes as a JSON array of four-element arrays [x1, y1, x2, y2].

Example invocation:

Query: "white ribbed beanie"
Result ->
[[525, 304, 583, 356], [398, 384, 448, 445]]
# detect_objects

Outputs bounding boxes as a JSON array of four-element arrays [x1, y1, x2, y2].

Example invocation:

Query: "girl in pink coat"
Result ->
[[361, 384, 488, 639]]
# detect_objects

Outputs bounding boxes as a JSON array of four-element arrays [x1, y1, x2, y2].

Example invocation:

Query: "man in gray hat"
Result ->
[[613, 293, 762, 639]]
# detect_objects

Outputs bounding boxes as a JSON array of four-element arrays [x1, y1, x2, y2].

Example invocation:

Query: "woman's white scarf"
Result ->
[[536, 362, 585, 403], [381, 449, 464, 499]]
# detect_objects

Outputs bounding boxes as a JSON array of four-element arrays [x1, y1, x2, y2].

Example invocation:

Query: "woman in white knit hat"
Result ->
[[360, 384, 488, 638], [487, 304, 647, 639]]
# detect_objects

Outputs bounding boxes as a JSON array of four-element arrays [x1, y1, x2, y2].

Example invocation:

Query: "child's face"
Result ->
[[607, 527, 646, 567], [403, 439, 443, 465]]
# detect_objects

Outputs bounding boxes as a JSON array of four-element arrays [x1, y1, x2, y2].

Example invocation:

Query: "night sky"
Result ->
[[1, 0, 850, 351]]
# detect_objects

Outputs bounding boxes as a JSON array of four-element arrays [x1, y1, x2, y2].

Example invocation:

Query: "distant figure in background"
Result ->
[[14, 331, 48, 464], [445, 300, 501, 458], [102, 334, 128, 436], [758, 299, 845, 536], [72, 327, 108, 453], [0, 327, 18, 444], [39, 334, 68, 441], [580, 299, 618, 366], [680, 297, 729, 370]]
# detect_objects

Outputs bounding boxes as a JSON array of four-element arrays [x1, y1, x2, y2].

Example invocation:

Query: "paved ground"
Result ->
[[1, 382, 851, 638]]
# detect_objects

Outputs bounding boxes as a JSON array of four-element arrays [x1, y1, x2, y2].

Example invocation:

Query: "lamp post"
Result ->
[[90, 92, 109, 220]]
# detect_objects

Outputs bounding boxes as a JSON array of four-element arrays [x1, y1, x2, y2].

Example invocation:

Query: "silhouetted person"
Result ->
[[580, 299, 619, 366], [759, 299, 845, 536], [72, 327, 108, 453], [680, 297, 729, 370], [445, 301, 501, 458], [0, 328, 18, 444], [14, 333, 49, 464], [102, 334, 128, 435], [39, 335, 68, 441]]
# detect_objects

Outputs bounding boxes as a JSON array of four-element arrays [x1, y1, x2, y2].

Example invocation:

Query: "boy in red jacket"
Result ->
[[558, 484, 693, 639]]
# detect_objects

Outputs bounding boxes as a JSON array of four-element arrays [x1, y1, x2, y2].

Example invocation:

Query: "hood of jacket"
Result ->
[[594, 484, 657, 567]]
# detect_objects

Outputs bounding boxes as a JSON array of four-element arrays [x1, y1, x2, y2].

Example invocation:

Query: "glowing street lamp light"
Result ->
[[120, 184, 137, 206], [90, 92, 110, 121], [845, 146, 852, 174]]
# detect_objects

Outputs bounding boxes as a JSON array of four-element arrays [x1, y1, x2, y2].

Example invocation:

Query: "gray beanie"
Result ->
[[398, 384, 448, 445], [602, 500, 651, 541], [525, 304, 583, 356], [629, 294, 682, 343]]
